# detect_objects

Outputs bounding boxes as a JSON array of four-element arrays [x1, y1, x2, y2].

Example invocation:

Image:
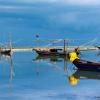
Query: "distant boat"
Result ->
[[0, 33, 12, 55], [96, 46, 100, 49], [0, 48, 11, 55], [33, 48, 66, 57], [33, 39, 68, 56]]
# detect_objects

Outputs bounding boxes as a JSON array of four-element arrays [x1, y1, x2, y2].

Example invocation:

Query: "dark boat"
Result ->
[[0, 33, 12, 56], [33, 48, 66, 57], [0, 49, 11, 55], [73, 59, 100, 71], [68, 52, 100, 71], [0, 48, 11, 55], [33, 39, 68, 56], [96, 46, 100, 49]]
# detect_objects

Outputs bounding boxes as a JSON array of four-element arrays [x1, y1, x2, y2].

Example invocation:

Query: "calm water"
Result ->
[[0, 1, 100, 100], [0, 51, 99, 100]]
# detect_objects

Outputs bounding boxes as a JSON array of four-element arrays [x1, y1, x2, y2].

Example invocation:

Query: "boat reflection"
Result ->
[[0, 53, 11, 60], [33, 55, 66, 62], [33, 55, 100, 86], [33, 55, 69, 75], [69, 70, 100, 86]]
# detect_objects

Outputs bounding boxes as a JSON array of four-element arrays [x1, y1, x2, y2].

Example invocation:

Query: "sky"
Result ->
[[0, 0, 99, 9], [1, 0, 100, 5], [0, 0, 100, 11], [0, 0, 100, 46]]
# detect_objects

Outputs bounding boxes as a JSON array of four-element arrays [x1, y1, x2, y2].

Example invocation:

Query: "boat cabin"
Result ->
[[49, 48, 63, 53]]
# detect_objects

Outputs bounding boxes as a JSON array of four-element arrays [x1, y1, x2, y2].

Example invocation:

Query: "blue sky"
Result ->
[[0, 0, 100, 45], [1, 0, 100, 5]]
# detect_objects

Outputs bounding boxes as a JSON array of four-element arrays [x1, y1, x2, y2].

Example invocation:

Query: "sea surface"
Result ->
[[0, 50, 100, 100], [0, 1, 100, 100]]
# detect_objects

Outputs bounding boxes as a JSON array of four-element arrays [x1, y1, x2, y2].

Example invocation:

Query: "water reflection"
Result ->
[[9, 56, 14, 83], [69, 70, 100, 86], [1, 53, 100, 86], [0, 54, 14, 83], [33, 55, 68, 74], [0, 53, 11, 60], [33, 55, 100, 87], [0, 53, 100, 100], [33, 55, 65, 62]]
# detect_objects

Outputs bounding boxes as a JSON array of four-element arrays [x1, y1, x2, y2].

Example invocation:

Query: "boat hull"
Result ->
[[73, 59, 100, 71], [0, 50, 11, 55], [36, 50, 66, 57]]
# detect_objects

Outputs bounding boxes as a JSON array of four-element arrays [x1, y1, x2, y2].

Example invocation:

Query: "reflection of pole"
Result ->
[[9, 55, 15, 91], [64, 58, 67, 73], [9, 56, 14, 94], [10, 57, 14, 82]]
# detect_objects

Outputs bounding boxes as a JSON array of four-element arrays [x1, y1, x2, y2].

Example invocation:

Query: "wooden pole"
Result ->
[[64, 39, 66, 53], [10, 32, 12, 51]]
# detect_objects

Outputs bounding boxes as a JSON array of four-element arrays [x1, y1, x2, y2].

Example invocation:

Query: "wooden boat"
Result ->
[[68, 52, 100, 71], [0, 33, 12, 55], [0, 48, 11, 55], [1, 50, 11, 55], [73, 59, 100, 71], [33, 48, 66, 57], [33, 39, 68, 56], [96, 46, 100, 49]]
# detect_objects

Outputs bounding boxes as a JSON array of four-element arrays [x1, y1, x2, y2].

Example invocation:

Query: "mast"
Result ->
[[10, 32, 12, 51], [64, 39, 66, 53]]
